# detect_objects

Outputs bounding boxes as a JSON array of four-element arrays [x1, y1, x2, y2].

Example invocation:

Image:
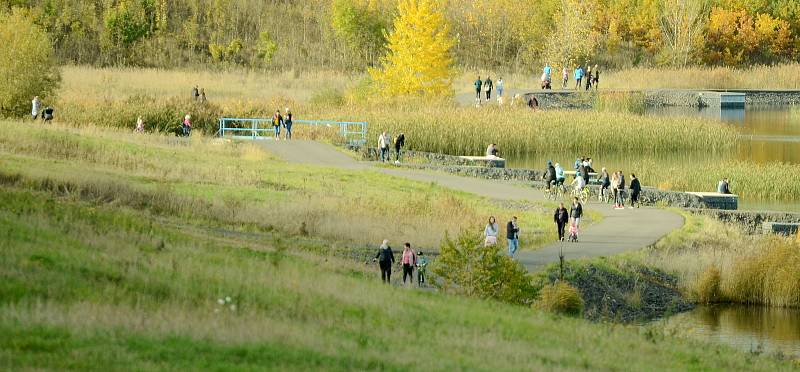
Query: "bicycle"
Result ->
[[571, 187, 590, 204]]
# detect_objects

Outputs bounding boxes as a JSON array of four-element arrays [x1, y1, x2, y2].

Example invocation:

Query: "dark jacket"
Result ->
[[545, 165, 556, 182], [375, 247, 395, 264], [630, 178, 641, 193], [601, 172, 610, 187], [395, 134, 405, 150], [554, 207, 569, 224], [506, 221, 519, 240], [579, 165, 589, 183], [619, 175, 626, 190], [484, 78, 493, 91], [570, 203, 583, 219]]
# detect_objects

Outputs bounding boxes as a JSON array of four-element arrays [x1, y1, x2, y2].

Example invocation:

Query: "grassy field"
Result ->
[[0, 139, 793, 370], [0, 121, 557, 251]]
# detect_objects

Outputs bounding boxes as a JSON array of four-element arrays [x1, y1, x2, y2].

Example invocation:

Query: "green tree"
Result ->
[[432, 232, 536, 305], [331, 0, 388, 67], [0, 8, 60, 117], [102, 0, 155, 64], [256, 31, 278, 65], [370, 0, 455, 97]]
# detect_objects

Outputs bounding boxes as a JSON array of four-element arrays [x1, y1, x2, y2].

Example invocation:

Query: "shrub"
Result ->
[[432, 231, 536, 305], [0, 9, 61, 117], [534, 282, 584, 316], [724, 237, 800, 307], [694, 266, 721, 304]]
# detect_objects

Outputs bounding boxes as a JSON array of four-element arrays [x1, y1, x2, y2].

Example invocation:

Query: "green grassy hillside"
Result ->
[[0, 122, 793, 370]]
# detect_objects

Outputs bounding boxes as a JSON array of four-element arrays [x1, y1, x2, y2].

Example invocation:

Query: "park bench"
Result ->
[[563, 170, 600, 184], [686, 192, 738, 210], [458, 156, 506, 168], [762, 222, 800, 236]]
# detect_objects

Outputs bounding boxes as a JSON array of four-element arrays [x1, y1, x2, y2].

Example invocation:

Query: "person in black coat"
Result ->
[[545, 161, 556, 190], [630, 174, 642, 208], [394, 133, 405, 162], [374, 239, 395, 283], [554, 203, 569, 241]]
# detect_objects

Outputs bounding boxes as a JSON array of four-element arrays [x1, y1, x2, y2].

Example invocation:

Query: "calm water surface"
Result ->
[[664, 305, 800, 359]]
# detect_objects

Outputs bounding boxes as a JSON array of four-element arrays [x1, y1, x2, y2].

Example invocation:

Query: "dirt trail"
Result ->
[[262, 140, 684, 271]]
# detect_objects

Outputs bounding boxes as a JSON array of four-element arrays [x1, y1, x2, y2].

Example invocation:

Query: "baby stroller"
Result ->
[[568, 223, 579, 242]]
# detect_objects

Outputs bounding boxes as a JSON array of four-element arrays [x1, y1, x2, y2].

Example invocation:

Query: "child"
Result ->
[[416, 251, 428, 287], [568, 222, 579, 242]]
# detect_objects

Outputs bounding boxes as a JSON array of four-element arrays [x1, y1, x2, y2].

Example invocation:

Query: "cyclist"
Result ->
[[544, 161, 556, 190], [554, 163, 565, 186], [571, 173, 586, 195]]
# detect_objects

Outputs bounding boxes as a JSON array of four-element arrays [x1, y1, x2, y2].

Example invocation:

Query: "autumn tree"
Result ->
[[545, 0, 598, 69], [704, 7, 793, 65], [370, 0, 455, 97], [0, 8, 60, 117], [658, 0, 708, 66]]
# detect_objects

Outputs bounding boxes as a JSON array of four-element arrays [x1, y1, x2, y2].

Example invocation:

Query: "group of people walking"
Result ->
[[374, 240, 428, 286], [484, 216, 521, 257], [473, 76, 504, 105], [572, 64, 600, 91], [191, 86, 207, 103], [378, 131, 405, 163], [554, 198, 583, 242], [271, 108, 294, 140]]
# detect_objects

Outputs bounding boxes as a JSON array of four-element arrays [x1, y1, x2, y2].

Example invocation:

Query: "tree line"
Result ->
[[1, 0, 798, 71]]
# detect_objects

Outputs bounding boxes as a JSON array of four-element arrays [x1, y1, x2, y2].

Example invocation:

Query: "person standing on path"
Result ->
[[554, 203, 569, 241], [474, 76, 483, 103], [562, 67, 569, 89], [272, 110, 283, 140], [283, 108, 293, 140], [496, 78, 504, 100], [378, 131, 390, 162], [617, 171, 627, 208], [599, 168, 610, 202], [574, 66, 583, 90], [484, 76, 493, 101], [199, 88, 207, 103], [191, 86, 199, 101], [416, 251, 428, 287], [507, 216, 520, 257], [374, 239, 395, 283], [592, 65, 600, 91], [401, 243, 417, 286], [630, 173, 642, 208], [585, 65, 593, 91], [611, 171, 620, 208], [570, 197, 583, 228], [31, 96, 41, 120], [135, 116, 145, 133], [484, 216, 499, 246], [394, 132, 405, 162]]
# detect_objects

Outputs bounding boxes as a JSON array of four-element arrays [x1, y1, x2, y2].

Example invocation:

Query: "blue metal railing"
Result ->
[[217, 117, 367, 145]]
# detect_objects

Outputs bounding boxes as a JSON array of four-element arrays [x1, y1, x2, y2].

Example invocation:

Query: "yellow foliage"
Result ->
[[370, 0, 455, 97], [535, 282, 584, 316]]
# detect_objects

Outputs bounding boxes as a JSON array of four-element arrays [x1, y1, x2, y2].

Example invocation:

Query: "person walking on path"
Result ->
[[272, 110, 283, 140], [374, 239, 395, 283], [182, 114, 192, 137], [570, 197, 583, 228], [585, 65, 593, 91], [574, 66, 583, 90], [496, 78, 504, 99], [474, 76, 483, 103], [562, 67, 569, 89], [611, 171, 620, 208], [507, 216, 520, 257], [630, 173, 642, 208], [592, 65, 600, 91], [31, 96, 41, 120], [416, 251, 428, 287], [378, 131, 390, 162], [554, 203, 569, 241], [401, 243, 417, 285], [135, 116, 145, 133], [191, 86, 199, 101], [599, 168, 611, 202], [199, 88, 207, 103], [484, 216, 499, 246], [283, 108, 293, 140], [394, 132, 405, 162], [616, 171, 627, 208], [483, 76, 494, 101]]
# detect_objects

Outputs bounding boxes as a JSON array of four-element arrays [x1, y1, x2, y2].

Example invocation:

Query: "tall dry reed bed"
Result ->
[[602, 64, 800, 90], [341, 105, 738, 155]]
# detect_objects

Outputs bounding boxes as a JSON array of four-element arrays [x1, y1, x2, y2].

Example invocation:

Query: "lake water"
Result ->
[[505, 105, 800, 211], [663, 305, 800, 359]]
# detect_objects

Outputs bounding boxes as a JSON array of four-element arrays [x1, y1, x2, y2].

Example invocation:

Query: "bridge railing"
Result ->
[[218, 118, 367, 146]]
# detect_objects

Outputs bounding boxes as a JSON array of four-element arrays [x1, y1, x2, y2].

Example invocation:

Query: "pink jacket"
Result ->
[[402, 249, 416, 265]]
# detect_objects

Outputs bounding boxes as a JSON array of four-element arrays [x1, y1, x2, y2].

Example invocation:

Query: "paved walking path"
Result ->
[[262, 140, 684, 271]]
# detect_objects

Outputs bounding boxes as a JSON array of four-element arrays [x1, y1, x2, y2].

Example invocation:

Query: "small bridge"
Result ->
[[217, 117, 368, 146]]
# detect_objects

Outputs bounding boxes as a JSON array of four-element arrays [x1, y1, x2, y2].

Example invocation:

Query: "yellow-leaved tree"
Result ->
[[370, 0, 455, 97]]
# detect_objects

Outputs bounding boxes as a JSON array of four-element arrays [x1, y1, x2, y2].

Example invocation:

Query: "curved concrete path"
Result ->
[[262, 140, 684, 271]]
